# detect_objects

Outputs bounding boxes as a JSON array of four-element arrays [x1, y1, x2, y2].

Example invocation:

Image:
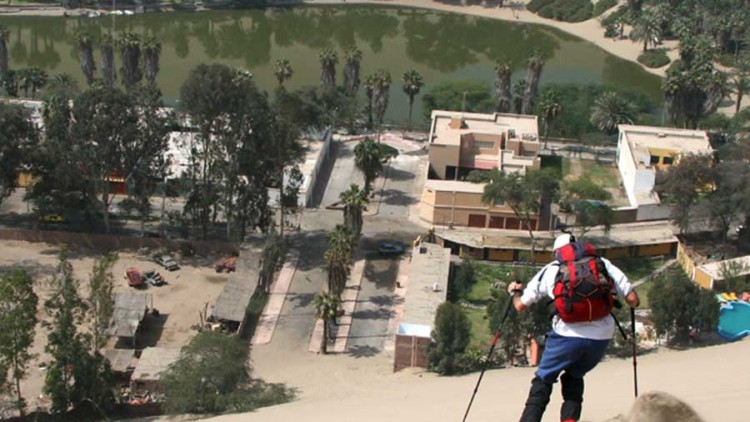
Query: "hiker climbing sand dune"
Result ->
[[505, 233, 640, 422]]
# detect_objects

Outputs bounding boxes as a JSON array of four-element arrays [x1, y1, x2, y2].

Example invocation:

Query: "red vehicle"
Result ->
[[125, 268, 144, 287], [214, 257, 237, 273]]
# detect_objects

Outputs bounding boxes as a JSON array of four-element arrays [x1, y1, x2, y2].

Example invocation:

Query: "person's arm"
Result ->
[[507, 281, 527, 312], [506, 264, 554, 312], [602, 258, 640, 308]]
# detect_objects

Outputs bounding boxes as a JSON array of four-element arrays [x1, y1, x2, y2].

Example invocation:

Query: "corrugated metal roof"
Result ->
[[213, 246, 261, 322], [113, 292, 150, 338], [130, 347, 181, 383]]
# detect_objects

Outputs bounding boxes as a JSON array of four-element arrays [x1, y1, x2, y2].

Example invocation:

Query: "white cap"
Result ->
[[553, 234, 573, 250]]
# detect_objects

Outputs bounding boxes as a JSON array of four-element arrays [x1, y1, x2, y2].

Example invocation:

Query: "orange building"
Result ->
[[420, 110, 543, 229]]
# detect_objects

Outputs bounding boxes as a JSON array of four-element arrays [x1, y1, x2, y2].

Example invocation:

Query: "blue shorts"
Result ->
[[535, 332, 609, 383]]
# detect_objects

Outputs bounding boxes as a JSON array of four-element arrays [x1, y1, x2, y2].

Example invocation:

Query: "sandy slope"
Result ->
[[201, 338, 750, 422]]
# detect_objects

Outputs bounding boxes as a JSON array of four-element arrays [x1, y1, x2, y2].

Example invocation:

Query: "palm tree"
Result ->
[[0, 24, 8, 76], [631, 11, 662, 52], [343, 47, 362, 96], [273, 58, 293, 87], [2, 69, 18, 97], [353, 137, 383, 194], [590, 91, 638, 134], [142, 36, 162, 86], [100, 34, 116, 88], [494, 59, 512, 113], [318, 48, 338, 90], [734, 74, 750, 114], [312, 291, 342, 354], [324, 225, 353, 298], [537, 89, 562, 143], [46, 73, 80, 99], [512, 80, 526, 114], [339, 184, 368, 241], [364, 73, 377, 129], [401, 69, 424, 131], [76, 32, 96, 86], [26, 67, 48, 99], [16, 68, 31, 97], [521, 53, 545, 114], [372, 69, 392, 129], [118, 32, 142, 89]]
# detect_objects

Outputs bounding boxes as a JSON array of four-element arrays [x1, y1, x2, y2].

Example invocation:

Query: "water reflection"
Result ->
[[0, 5, 662, 123]]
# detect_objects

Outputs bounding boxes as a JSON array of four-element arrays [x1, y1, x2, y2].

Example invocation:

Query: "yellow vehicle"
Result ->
[[40, 214, 67, 224]]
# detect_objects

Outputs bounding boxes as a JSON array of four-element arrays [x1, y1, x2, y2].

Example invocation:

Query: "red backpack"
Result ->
[[552, 242, 615, 323]]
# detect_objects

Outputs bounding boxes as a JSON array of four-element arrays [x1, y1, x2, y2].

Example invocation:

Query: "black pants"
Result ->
[[519, 373, 584, 422]]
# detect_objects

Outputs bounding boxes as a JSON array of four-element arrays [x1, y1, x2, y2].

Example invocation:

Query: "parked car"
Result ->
[[143, 270, 166, 286], [378, 242, 405, 256], [39, 214, 67, 224], [154, 255, 180, 271], [214, 257, 237, 273], [125, 268, 144, 288]]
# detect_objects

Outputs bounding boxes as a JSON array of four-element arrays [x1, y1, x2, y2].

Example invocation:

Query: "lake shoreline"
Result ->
[[0, 1, 741, 115]]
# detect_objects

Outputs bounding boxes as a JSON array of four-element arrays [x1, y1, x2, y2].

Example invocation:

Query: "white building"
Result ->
[[616, 124, 713, 221]]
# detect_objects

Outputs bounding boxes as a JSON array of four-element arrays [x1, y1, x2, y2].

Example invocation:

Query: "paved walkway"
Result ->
[[251, 249, 299, 345], [308, 256, 366, 353]]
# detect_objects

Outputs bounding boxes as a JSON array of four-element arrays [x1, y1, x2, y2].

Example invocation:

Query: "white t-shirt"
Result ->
[[519, 257, 633, 340]]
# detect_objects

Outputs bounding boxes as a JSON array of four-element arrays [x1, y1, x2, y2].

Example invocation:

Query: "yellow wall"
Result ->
[[459, 246, 483, 259], [694, 268, 713, 289], [17, 172, 37, 188], [488, 249, 514, 262], [676, 241, 696, 280], [603, 247, 631, 259], [533, 251, 553, 263], [647, 147, 679, 171], [639, 243, 673, 256]]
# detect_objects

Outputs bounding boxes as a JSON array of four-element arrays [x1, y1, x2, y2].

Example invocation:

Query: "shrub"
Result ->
[[592, 0, 617, 17], [450, 258, 477, 302], [528, 0, 593, 23], [648, 266, 720, 345], [600, 4, 630, 28], [637, 49, 671, 68], [428, 302, 472, 375]]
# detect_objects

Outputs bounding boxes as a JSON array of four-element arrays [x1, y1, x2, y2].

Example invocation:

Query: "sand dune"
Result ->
[[204, 339, 749, 422]]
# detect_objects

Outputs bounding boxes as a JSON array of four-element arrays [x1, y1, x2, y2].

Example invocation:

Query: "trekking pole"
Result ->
[[631, 306, 638, 397], [462, 287, 515, 422]]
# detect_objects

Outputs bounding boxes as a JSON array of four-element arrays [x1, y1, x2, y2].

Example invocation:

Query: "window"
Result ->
[[650, 155, 660, 165], [473, 141, 495, 149], [663, 156, 674, 165]]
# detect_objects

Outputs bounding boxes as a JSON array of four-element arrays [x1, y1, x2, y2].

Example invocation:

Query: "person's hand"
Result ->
[[507, 281, 523, 295]]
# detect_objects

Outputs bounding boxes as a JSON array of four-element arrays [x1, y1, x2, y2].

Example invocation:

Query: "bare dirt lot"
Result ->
[[0, 240, 231, 414]]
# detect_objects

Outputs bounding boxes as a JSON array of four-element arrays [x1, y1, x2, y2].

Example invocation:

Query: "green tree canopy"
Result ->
[[428, 302, 471, 375], [648, 266, 720, 345], [482, 168, 560, 263], [421, 80, 494, 121], [161, 331, 295, 414], [0, 102, 37, 206], [0, 270, 38, 416]]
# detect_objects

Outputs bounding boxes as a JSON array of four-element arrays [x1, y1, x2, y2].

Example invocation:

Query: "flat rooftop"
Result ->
[[438, 221, 677, 251], [401, 243, 452, 329], [430, 110, 539, 147], [697, 255, 750, 280], [424, 179, 485, 194], [619, 124, 711, 154]]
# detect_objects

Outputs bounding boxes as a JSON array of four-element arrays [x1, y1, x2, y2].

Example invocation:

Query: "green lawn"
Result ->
[[582, 162, 619, 188], [463, 305, 493, 350], [610, 255, 664, 282]]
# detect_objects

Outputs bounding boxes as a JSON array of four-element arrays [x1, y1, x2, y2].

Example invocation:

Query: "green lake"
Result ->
[[0, 6, 663, 125]]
